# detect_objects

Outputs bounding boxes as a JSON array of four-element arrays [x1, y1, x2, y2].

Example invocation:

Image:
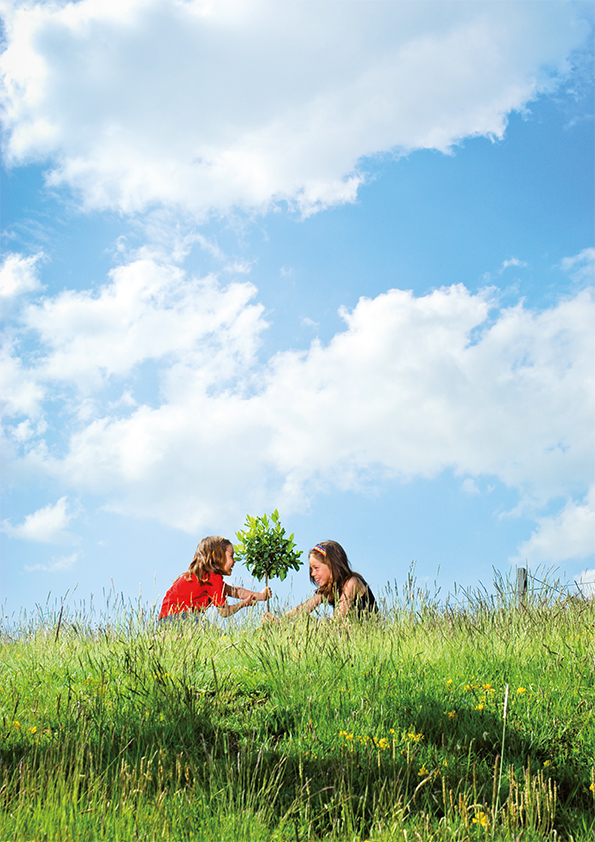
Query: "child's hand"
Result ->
[[258, 587, 272, 601]]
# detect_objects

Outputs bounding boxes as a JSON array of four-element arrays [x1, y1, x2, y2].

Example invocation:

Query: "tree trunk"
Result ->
[[266, 572, 270, 613]]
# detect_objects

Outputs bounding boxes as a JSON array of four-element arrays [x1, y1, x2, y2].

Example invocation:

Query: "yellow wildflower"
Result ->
[[472, 811, 489, 827], [517, 687, 527, 694]]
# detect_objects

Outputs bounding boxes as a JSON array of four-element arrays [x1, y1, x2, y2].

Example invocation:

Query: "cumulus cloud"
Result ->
[[1, 497, 79, 544], [0, 0, 590, 217], [512, 486, 595, 566], [0, 252, 44, 298], [1, 253, 593, 556], [0, 341, 46, 419], [263, 284, 594, 504], [20, 258, 266, 391]]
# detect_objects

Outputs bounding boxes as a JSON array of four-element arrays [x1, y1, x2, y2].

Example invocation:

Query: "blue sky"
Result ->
[[1, 0, 594, 621]]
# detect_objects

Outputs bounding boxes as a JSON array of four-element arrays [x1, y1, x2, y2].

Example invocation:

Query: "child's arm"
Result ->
[[224, 584, 271, 602], [283, 592, 322, 617], [216, 583, 271, 616], [263, 592, 324, 622], [217, 594, 257, 617]]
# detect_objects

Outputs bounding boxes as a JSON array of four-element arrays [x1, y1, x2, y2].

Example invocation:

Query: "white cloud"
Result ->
[[500, 257, 528, 272], [0, 252, 44, 298], [1, 253, 592, 546], [0, 341, 46, 419], [462, 478, 480, 495], [20, 258, 266, 392], [559, 247, 595, 288], [1, 497, 79, 544], [512, 486, 595, 566], [24, 552, 80, 573], [0, 0, 589, 217], [262, 284, 594, 502]]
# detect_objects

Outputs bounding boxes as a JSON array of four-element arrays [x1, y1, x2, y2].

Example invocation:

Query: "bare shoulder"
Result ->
[[343, 576, 366, 598]]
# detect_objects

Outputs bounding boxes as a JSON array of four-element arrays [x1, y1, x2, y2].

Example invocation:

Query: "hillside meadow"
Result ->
[[1, 576, 594, 841]]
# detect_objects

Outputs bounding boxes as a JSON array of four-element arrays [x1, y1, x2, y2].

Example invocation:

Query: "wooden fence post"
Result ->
[[516, 567, 528, 600]]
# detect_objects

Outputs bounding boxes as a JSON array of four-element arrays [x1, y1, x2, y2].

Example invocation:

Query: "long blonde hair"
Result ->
[[185, 536, 231, 582]]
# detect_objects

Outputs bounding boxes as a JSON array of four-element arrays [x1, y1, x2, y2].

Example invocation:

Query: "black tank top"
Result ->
[[351, 585, 377, 616], [324, 576, 378, 616]]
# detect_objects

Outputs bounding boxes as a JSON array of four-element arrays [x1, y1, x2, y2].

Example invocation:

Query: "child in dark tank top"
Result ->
[[283, 540, 377, 619]]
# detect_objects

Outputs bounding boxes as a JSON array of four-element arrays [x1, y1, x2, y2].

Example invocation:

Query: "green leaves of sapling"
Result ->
[[235, 509, 302, 586]]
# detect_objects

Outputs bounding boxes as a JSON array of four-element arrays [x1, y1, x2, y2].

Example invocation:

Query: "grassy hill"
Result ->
[[1, 580, 594, 841]]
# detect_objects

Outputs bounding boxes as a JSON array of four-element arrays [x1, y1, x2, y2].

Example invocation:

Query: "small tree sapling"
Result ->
[[235, 510, 302, 612]]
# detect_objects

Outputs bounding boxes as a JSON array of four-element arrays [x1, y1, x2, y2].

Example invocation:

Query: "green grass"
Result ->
[[1, 578, 594, 841]]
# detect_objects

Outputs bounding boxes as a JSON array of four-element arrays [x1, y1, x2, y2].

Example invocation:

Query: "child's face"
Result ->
[[222, 545, 235, 576], [309, 554, 331, 588]]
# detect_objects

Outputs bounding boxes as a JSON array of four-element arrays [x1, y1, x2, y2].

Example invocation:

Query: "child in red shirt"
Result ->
[[159, 535, 270, 619]]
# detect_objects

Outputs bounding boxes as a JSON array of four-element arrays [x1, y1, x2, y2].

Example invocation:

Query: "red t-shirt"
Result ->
[[159, 572, 227, 618]]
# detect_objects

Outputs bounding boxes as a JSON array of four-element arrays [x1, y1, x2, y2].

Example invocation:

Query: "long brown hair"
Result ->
[[185, 536, 231, 582], [309, 540, 366, 603]]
